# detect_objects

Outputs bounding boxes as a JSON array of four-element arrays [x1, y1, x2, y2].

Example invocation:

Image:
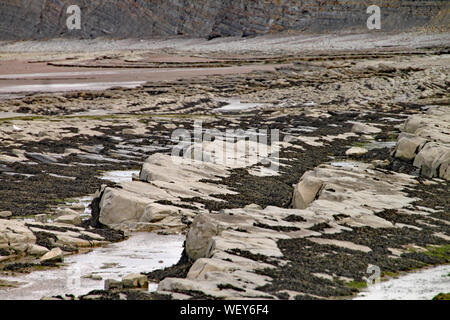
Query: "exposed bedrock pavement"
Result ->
[[0, 48, 449, 299], [86, 107, 449, 300]]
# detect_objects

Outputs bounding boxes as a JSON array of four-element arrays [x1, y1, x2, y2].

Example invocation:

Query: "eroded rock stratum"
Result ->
[[0, 0, 449, 40]]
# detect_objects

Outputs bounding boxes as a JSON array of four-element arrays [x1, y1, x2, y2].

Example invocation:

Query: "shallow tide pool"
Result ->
[[0, 232, 185, 300], [355, 264, 450, 300], [0, 169, 185, 300]]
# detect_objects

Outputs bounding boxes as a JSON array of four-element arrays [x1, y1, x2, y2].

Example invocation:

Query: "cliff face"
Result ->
[[0, 0, 448, 40]]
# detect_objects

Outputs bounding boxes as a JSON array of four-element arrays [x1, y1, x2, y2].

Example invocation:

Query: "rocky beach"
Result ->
[[0, 1, 449, 302]]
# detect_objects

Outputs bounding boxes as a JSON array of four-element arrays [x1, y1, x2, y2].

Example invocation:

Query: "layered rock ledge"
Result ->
[[85, 108, 449, 300], [0, 218, 117, 265], [393, 106, 449, 180], [154, 165, 423, 299]]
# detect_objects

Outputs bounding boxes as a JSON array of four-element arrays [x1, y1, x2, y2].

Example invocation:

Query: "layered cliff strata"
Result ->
[[393, 106, 449, 180], [0, 0, 449, 40]]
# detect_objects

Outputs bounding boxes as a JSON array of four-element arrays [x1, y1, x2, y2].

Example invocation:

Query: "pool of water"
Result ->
[[355, 264, 450, 300], [0, 169, 185, 300], [0, 232, 185, 300]]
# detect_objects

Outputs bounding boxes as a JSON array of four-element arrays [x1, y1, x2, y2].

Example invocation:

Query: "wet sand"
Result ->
[[2, 31, 448, 97], [0, 59, 280, 96]]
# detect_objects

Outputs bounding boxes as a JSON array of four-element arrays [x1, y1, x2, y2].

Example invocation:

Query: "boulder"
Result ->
[[163, 123, 177, 130], [56, 208, 80, 218], [345, 147, 368, 157], [244, 203, 263, 210], [140, 155, 184, 183], [56, 235, 93, 248], [28, 244, 50, 257], [440, 162, 450, 181], [99, 187, 152, 226], [403, 115, 423, 134], [0, 219, 36, 252], [432, 148, 450, 181], [292, 165, 416, 220], [40, 248, 64, 263], [122, 128, 138, 135], [104, 279, 123, 290], [140, 203, 180, 223], [187, 258, 238, 280], [414, 143, 450, 178], [82, 274, 103, 281], [157, 278, 217, 295], [0, 211, 12, 218], [70, 203, 86, 212], [292, 173, 324, 209], [394, 106, 449, 180], [394, 135, 428, 160], [351, 123, 382, 135], [34, 214, 48, 223], [362, 135, 375, 141], [134, 218, 186, 234], [139, 153, 228, 184], [207, 235, 283, 259], [186, 215, 223, 261], [371, 160, 390, 169], [55, 214, 82, 226], [122, 274, 148, 289]]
